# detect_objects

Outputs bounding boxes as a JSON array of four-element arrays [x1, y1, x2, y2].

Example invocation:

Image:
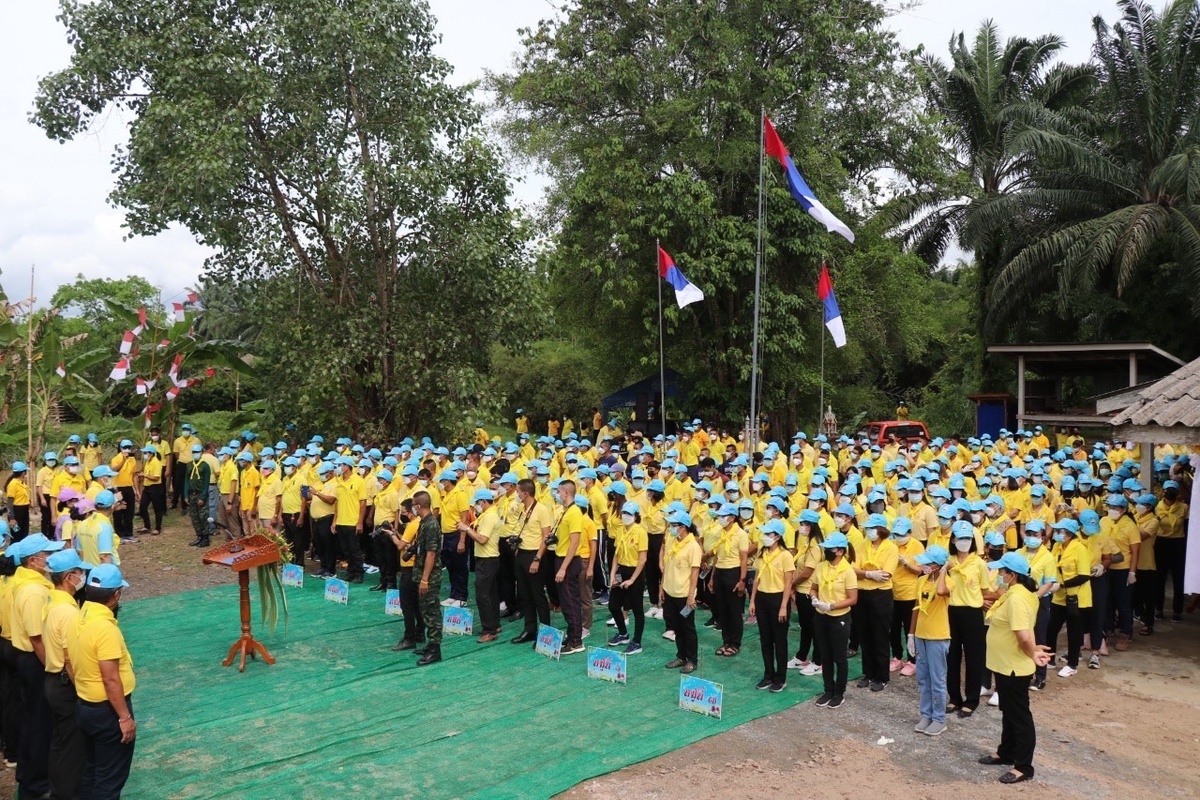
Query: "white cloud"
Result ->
[[0, 0, 1115, 305]]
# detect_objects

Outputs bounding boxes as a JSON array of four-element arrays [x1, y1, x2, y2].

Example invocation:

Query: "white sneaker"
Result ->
[[499, 601, 508, 614], [440, 598, 455, 607], [606, 618, 618, 627], [988, 692, 999, 707], [787, 657, 807, 670], [979, 685, 991, 697], [662, 630, 676, 641], [646, 606, 660, 619], [582, 627, 590, 639], [800, 663, 823, 676], [1058, 665, 1078, 678]]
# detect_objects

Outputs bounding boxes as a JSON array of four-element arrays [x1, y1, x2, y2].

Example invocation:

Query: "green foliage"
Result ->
[[34, 0, 543, 441], [489, 341, 605, 435]]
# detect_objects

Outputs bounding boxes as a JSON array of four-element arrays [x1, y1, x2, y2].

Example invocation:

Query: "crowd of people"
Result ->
[[0, 416, 1195, 794]]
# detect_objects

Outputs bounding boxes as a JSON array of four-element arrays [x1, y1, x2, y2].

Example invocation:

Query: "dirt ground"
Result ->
[[16, 511, 1200, 798]]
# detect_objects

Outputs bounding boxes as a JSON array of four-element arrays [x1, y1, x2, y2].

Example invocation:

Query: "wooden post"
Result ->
[[1016, 354, 1026, 430]]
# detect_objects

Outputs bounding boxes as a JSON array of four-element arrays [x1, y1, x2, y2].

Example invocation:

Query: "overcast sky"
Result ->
[[0, 0, 1113, 307]]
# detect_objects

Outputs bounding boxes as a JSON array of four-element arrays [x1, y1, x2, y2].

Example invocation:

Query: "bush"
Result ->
[[489, 341, 605, 435]]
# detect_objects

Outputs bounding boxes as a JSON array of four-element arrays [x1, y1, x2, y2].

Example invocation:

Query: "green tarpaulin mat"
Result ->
[[121, 578, 842, 799]]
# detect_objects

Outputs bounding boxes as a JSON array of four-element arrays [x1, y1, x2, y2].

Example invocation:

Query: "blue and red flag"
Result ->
[[658, 247, 705, 308], [816, 263, 846, 348], [763, 116, 855, 243]]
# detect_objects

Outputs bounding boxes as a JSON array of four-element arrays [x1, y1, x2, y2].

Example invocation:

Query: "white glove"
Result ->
[[1090, 564, 1106, 577], [813, 599, 831, 613], [1127, 571, 1137, 586], [907, 634, 917, 659], [865, 570, 885, 582]]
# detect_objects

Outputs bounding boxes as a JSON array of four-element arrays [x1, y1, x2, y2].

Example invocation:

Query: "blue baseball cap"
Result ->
[[667, 510, 692, 527], [47, 550, 94, 573], [376, 469, 394, 483], [760, 519, 785, 538], [820, 532, 850, 549], [1051, 518, 1080, 535], [472, 488, 496, 503], [620, 501, 641, 516], [865, 513, 889, 530], [11, 534, 66, 559], [890, 517, 913, 536], [915, 545, 949, 566], [989, 551, 1031, 576], [717, 503, 738, 518], [951, 520, 975, 540], [94, 490, 117, 509], [833, 503, 856, 518], [86, 564, 129, 589]]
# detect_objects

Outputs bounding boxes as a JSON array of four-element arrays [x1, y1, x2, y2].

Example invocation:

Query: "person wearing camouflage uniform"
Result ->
[[412, 490, 443, 666], [184, 443, 213, 548]]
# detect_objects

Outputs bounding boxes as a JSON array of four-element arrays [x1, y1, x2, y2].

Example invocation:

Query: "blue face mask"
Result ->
[[1052, 533, 1065, 543], [1024, 536, 1042, 549]]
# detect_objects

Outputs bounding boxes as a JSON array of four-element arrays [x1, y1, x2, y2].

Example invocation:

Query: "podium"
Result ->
[[202, 535, 281, 672]]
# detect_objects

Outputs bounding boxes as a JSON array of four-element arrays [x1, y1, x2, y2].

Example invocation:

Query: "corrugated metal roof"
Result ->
[[1110, 357, 1200, 428]]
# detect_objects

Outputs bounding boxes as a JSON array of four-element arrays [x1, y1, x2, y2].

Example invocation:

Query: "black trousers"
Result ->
[[335, 524, 364, 578], [1136, 569, 1157, 631], [645, 534, 665, 605], [138, 483, 166, 532], [39, 499, 54, 537], [609, 566, 645, 643], [1047, 601, 1085, 668], [663, 594, 698, 663], [498, 538, 518, 612], [0, 638, 22, 762], [712, 567, 745, 648], [377, 528, 399, 589], [283, 513, 308, 568], [591, 528, 610, 595], [440, 534, 469, 602], [398, 567, 425, 643], [114, 488, 135, 538], [858, 588, 893, 683], [947, 605, 986, 709], [516, 550, 550, 637], [1156, 537, 1186, 616], [47, 673, 84, 800], [793, 593, 820, 663], [892, 598, 916, 660], [475, 557, 501, 634], [77, 695, 135, 800], [313, 516, 336, 574], [11, 505, 29, 542], [557, 556, 584, 645], [15, 650, 50, 796], [813, 613, 851, 695], [994, 671, 1036, 776], [756, 592, 789, 682]]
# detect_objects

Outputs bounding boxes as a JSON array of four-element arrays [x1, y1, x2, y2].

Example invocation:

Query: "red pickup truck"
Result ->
[[865, 420, 930, 447]]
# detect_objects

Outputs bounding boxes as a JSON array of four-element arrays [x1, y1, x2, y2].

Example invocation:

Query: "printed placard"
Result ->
[[535, 623, 564, 660], [324, 577, 349, 605], [679, 675, 723, 719], [586, 647, 627, 684], [281, 564, 303, 588], [443, 606, 475, 635], [384, 589, 403, 616]]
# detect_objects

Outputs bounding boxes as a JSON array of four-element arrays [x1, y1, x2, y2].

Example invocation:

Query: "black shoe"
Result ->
[[369, 584, 386, 592], [856, 677, 871, 689], [815, 692, 834, 707], [680, 662, 696, 674], [756, 677, 773, 690], [417, 647, 441, 666], [1173, 614, 1183, 622], [664, 658, 686, 669], [770, 681, 786, 693], [187, 537, 202, 547], [869, 681, 887, 692], [392, 639, 416, 652], [703, 618, 718, 628], [196, 538, 210, 549], [510, 633, 534, 644], [413, 646, 428, 656], [828, 694, 845, 708]]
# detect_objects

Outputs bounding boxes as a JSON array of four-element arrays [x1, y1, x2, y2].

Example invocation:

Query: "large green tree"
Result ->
[[495, 0, 950, 431], [33, 0, 541, 439], [983, 0, 1200, 358]]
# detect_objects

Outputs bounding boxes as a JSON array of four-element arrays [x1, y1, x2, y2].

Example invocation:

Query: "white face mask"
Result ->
[[954, 539, 971, 553], [284, 466, 295, 475], [739, 510, 753, 520], [621, 513, 635, 526], [866, 529, 879, 542], [68, 466, 80, 475], [907, 492, 923, 502], [1108, 509, 1122, 519], [791, 457, 802, 466], [807, 501, 820, 511], [418, 479, 429, 487], [971, 512, 984, 524], [762, 535, 779, 548]]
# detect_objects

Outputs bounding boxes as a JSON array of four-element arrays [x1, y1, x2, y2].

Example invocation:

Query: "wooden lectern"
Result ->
[[202, 535, 281, 672]]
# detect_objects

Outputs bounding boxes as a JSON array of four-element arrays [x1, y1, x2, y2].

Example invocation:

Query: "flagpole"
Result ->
[[819, 308, 826, 426], [748, 106, 766, 454], [657, 239, 666, 439], [27, 263, 34, 462]]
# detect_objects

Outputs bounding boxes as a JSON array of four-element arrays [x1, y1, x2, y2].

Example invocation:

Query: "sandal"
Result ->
[[1139, 626, 1153, 636], [957, 707, 975, 719], [715, 646, 730, 656], [724, 646, 739, 656], [978, 754, 1008, 766], [999, 770, 1032, 784]]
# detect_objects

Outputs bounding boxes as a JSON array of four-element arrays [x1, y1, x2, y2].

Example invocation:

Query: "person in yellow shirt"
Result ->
[[786, 511, 825, 676], [509, 478, 556, 644], [6, 462, 32, 544], [706, 503, 749, 658], [749, 519, 794, 692], [660, 510, 703, 673], [946, 521, 989, 716], [854, 513, 900, 691], [170, 423, 201, 512], [436, 469, 470, 605], [461, 488, 503, 641], [514, 409, 529, 435], [43, 548, 93, 800], [1132, 494, 1159, 636], [810, 532, 858, 707], [332, 457, 367, 584], [552, 481, 586, 653], [65, 563, 137, 798], [308, 462, 339, 579], [1155, 479, 1188, 621], [1048, 518, 1090, 675], [981, 552, 1052, 785], [36, 452, 59, 538], [370, 469, 401, 592], [910, 544, 952, 735], [387, 500, 426, 650], [256, 460, 283, 531], [890, 517, 926, 677], [1101, 494, 1139, 651], [235, 452, 262, 536], [607, 501, 648, 654], [80, 433, 104, 479], [135, 444, 166, 536], [547, 417, 561, 438], [1020, 519, 1058, 691], [48, 456, 87, 527], [108, 441, 138, 542]]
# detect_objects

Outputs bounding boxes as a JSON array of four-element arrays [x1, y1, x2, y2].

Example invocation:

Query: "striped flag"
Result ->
[[816, 263, 846, 348]]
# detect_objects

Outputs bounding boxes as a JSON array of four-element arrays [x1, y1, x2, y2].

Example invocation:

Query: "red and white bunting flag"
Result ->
[[166, 386, 182, 401], [109, 358, 129, 381], [205, 367, 216, 378], [55, 362, 66, 378], [118, 331, 135, 355], [168, 353, 184, 379], [132, 307, 148, 336], [157, 339, 170, 350], [172, 373, 188, 389], [136, 377, 148, 395], [186, 291, 199, 304], [172, 302, 186, 322]]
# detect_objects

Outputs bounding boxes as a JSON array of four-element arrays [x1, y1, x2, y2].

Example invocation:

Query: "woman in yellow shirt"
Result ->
[[1047, 518, 1091, 676], [910, 544, 952, 736], [5, 462, 31, 541], [1132, 494, 1159, 636], [707, 503, 748, 658], [1021, 520, 1058, 690], [980, 552, 1052, 784], [749, 519, 794, 692], [660, 511, 702, 674], [890, 517, 926, 677], [787, 510, 824, 676], [946, 521, 990, 717], [607, 501, 647, 654], [809, 532, 858, 708], [853, 513, 899, 691]]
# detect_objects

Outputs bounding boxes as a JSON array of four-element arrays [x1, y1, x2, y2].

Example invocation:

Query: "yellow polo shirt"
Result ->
[[44, 588, 81, 673], [217, 461, 238, 496], [11, 567, 53, 652], [310, 479, 337, 520], [173, 434, 200, 464], [109, 454, 137, 489], [553, 505, 585, 558], [914, 573, 953, 639], [985, 584, 1038, 676], [474, 505, 502, 559], [1053, 538, 1093, 608], [334, 474, 366, 527], [755, 546, 792, 593], [812, 558, 856, 617], [662, 533, 703, 598], [947, 555, 989, 607], [67, 601, 136, 703], [281, 472, 305, 515], [239, 466, 262, 512], [257, 473, 283, 520], [141, 455, 164, 486], [614, 523, 648, 568], [711, 524, 749, 570]]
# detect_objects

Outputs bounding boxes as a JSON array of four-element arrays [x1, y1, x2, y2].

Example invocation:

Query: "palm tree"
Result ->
[[885, 22, 1094, 330], [986, 0, 1200, 319]]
